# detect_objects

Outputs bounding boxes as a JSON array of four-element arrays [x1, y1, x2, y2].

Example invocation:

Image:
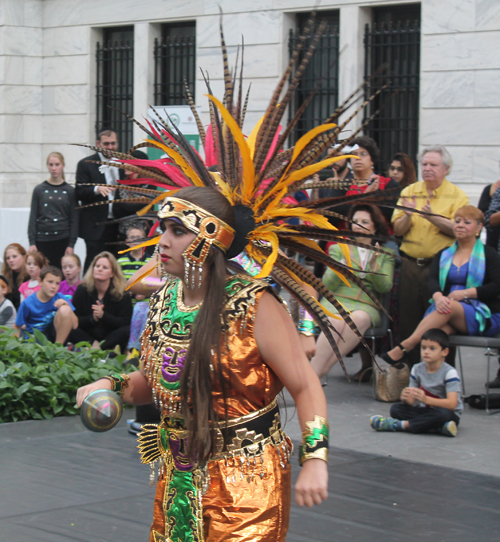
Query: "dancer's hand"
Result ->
[[295, 458, 328, 507], [76, 379, 112, 407]]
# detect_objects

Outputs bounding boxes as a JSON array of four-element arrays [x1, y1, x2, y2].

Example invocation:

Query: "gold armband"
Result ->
[[299, 415, 329, 466], [101, 373, 131, 397]]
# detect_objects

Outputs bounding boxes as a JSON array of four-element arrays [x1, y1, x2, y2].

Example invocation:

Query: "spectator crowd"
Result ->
[[2, 129, 500, 437]]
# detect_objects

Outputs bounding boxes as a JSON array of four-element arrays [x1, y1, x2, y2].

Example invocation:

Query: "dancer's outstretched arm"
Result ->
[[76, 370, 153, 407], [255, 292, 329, 508]]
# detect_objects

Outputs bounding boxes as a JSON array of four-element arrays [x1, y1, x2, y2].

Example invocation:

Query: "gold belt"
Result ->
[[137, 398, 292, 484]]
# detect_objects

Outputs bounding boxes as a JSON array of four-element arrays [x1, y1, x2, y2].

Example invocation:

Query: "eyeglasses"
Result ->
[[353, 151, 370, 158], [389, 165, 403, 173]]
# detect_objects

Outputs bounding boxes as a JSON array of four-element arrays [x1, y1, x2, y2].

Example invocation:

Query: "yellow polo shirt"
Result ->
[[391, 179, 469, 259]]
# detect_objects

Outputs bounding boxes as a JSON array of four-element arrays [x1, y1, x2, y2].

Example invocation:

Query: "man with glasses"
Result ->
[[75, 129, 124, 272]]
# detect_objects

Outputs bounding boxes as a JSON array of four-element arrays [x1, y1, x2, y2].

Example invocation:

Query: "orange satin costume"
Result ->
[[139, 275, 292, 542]]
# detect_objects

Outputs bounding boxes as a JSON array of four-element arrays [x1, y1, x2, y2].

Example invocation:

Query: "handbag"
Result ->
[[373, 362, 410, 402]]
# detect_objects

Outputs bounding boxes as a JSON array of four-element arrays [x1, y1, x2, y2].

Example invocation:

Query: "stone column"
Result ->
[[338, 5, 371, 133], [133, 23, 161, 145], [0, 0, 43, 208]]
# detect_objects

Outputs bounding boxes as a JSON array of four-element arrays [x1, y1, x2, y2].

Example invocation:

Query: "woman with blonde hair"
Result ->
[[68, 252, 132, 351], [28, 151, 78, 268]]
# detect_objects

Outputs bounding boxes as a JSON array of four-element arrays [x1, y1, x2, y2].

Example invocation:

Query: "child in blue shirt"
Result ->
[[15, 265, 78, 344]]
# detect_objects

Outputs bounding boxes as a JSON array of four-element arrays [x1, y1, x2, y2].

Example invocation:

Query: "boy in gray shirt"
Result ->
[[370, 329, 463, 437]]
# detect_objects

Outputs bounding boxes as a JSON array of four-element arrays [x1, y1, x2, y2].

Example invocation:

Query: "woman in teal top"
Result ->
[[311, 204, 395, 380]]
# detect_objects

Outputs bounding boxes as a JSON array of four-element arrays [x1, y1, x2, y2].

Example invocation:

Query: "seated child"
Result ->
[[0, 274, 16, 328], [59, 253, 82, 301], [370, 328, 463, 437], [15, 265, 78, 344], [19, 251, 47, 302]]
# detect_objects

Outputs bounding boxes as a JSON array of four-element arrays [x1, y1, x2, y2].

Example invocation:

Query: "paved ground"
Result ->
[[0, 346, 499, 541], [281, 345, 500, 477]]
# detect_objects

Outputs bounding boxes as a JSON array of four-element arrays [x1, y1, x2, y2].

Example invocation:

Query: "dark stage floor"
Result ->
[[1, 415, 499, 542]]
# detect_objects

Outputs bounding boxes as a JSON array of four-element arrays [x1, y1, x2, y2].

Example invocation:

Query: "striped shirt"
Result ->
[[117, 253, 150, 304], [410, 360, 463, 416]]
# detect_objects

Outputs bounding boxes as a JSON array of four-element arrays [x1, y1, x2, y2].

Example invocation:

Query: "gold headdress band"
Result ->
[[158, 197, 235, 288]]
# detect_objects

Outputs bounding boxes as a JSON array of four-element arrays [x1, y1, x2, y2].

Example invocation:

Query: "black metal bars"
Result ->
[[154, 28, 196, 106], [364, 19, 420, 171], [288, 24, 340, 144], [95, 28, 134, 152]]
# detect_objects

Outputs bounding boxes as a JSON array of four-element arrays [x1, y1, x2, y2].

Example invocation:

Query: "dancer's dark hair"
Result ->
[[174, 186, 236, 464]]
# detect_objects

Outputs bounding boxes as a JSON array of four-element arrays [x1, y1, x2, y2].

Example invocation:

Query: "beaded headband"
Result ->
[[158, 197, 235, 288]]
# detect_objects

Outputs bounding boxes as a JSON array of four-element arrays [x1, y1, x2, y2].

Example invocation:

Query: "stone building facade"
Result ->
[[0, 0, 499, 215]]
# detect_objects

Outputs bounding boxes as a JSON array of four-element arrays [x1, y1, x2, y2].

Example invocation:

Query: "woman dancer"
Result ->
[[77, 188, 329, 540], [74, 19, 396, 537]]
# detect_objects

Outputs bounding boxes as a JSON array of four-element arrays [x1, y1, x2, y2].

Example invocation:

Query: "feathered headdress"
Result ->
[[81, 13, 401, 374]]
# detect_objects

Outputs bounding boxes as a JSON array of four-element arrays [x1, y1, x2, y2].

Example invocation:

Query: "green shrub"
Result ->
[[0, 328, 134, 423]]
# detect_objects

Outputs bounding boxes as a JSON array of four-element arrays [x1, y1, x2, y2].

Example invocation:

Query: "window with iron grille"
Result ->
[[96, 26, 134, 152], [364, 4, 421, 172], [288, 12, 339, 144], [154, 22, 196, 106]]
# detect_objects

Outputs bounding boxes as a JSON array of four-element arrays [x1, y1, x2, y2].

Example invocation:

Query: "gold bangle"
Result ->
[[299, 415, 329, 466], [101, 373, 131, 397]]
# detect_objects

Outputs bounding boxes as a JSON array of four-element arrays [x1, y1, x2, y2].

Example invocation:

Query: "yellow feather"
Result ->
[[207, 95, 256, 202], [252, 232, 279, 278], [246, 114, 265, 159], [257, 206, 334, 231], [289, 236, 324, 252], [118, 235, 161, 254], [145, 139, 204, 187], [136, 190, 175, 216], [318, 300, 342, 320], [262, 154, 356, 203], [126, 263, 157, 291], [337, 243, 352, 268], [281, 123, 337, 179]]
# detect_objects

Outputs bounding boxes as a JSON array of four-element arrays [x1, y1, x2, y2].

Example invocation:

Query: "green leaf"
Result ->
[[16, 382, 31, 397], [33, 329, 49, 346]]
